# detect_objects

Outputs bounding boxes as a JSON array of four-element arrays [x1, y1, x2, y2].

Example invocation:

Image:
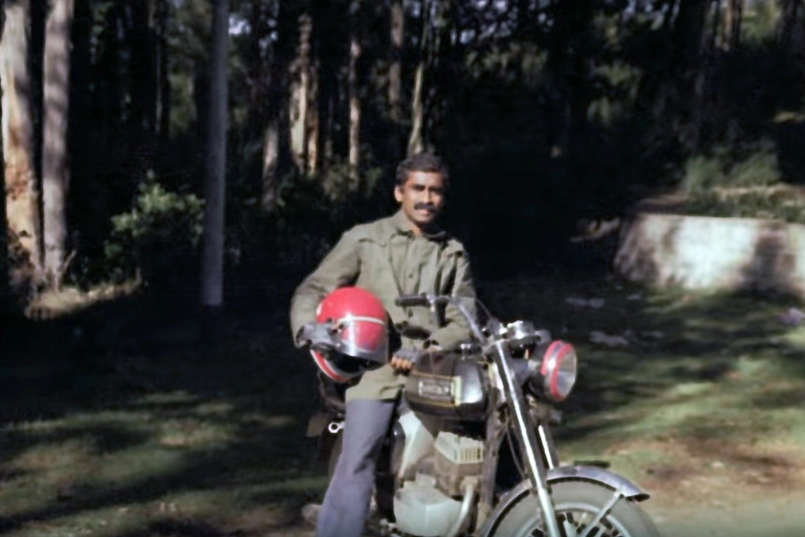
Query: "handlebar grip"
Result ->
[[395, 294, 430, 307]]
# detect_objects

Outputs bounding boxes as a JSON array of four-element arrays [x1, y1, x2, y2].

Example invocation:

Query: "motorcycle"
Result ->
[[305, 293, 660, 537]]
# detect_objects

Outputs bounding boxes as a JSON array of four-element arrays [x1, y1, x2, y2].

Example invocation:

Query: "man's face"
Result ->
[[394, 170, 446, 230]]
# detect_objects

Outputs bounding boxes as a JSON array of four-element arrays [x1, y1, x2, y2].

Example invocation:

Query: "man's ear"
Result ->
[[394, 185, 404, 203]]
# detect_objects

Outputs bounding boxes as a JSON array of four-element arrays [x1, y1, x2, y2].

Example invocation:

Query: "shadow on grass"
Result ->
[[107, 519, 228, 537], [0, 414, 323, 535], [1, 271, 804, 534], [477, 275, 805, 439]]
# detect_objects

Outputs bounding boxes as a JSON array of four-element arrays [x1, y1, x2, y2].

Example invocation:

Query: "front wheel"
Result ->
[[487, 481, 660, 537]]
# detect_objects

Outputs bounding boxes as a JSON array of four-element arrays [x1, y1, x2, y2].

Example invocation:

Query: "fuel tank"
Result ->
[[404, 345, 489, 420]]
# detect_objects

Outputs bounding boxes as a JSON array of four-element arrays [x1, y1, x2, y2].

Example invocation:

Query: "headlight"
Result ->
[[539, 340, 578, 402]]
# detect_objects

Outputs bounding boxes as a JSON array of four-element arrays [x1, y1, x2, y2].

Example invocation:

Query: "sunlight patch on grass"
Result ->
[[129, 390, 200, 407], [156, 417, 237, 450], [24, 280, 141, 318], [194, 401, 235, 416]]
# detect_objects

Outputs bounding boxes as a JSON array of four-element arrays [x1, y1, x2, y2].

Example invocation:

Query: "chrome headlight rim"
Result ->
[[540, 340, 578, 402]]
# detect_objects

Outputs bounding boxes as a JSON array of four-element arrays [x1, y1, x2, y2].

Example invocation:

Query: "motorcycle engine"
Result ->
[[433, 431, 484, 496], [393, 431, 484, 537]]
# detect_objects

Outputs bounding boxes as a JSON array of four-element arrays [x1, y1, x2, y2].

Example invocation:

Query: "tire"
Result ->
[[487, 481, 661, 537]]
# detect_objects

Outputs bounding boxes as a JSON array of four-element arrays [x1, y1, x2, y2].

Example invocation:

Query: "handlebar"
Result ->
[[395, 294, 432, 308]]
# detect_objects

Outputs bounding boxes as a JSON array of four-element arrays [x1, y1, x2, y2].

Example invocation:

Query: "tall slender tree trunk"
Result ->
[[781, 0, 799, 48], [1, 0, 42, 284], [41, 0, 74, 291], [262, 0, 293, 212], [672, 0, 709, 153], [407, 63, 424, 156], [0, 94, 7, 311], [157, 0, 171, 149], [728, 0, 742, 49], [347, 0, 361, 180], [407, 1, 429, 156], [289, 11, 312, 174], [388, 0, 404, 161], [0, 5, 7, 309], [200, 0, 229, 338], [306, 51, 319, 175]]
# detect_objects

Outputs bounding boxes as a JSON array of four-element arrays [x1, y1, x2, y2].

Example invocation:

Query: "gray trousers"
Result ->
[[315, 398, 397, 537]]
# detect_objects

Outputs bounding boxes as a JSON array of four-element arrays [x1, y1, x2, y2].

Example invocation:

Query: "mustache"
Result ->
[[414, 202, 437, 211]]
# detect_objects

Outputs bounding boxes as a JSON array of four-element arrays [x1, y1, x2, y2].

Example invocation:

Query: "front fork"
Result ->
[[491, 340, 563, 537]]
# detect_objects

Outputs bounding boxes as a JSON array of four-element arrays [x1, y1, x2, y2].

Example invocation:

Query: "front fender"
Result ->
[[476, 465, 650, 537], [547, 465, 650, 500]]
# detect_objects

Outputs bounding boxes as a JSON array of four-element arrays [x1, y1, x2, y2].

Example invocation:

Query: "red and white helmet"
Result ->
[[311, 286, 390, 383]]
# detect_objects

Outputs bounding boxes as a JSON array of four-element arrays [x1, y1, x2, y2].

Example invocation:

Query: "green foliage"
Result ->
[[676, 140, 805, 223], [104, 176, 204, 288], [742, 0, 783, 43], [682, 187, 805, 224], [679, 139, 782, 194]]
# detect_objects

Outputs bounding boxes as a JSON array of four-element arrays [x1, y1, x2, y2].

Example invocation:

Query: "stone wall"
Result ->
[[614, 212, 805, 296]]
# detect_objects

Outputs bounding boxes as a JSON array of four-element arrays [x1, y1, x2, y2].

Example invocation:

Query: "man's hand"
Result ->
[[297, 321, 337, 350], [390, 347, 427, 372]]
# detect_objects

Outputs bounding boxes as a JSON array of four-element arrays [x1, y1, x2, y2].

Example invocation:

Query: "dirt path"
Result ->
[[262, 490, 805, 537], [649, 490, 805, 537]]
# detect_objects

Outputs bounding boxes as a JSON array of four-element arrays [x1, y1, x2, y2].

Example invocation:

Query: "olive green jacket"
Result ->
[[289, 210, 477, 401]]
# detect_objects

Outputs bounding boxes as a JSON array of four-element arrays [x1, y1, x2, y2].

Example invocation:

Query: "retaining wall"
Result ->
[[614, 212, 805, 296]]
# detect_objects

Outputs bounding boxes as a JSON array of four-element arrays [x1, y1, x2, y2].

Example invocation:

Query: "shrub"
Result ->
[[104, 176, 204, 289], [679, 139, 782, 194]]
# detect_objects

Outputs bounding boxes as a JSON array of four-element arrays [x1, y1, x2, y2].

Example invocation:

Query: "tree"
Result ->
[[199, 0, 229, 339], [347, 0, 361, 178], [1, 0, 42, 285], [0, 4, 8, 310], [388, 0, 404, 161], [288, 8, 312, 174], [41, 0, 74, 291]]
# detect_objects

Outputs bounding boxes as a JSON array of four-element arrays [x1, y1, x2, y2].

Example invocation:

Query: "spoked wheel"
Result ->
[[488, 481, 660, 537]]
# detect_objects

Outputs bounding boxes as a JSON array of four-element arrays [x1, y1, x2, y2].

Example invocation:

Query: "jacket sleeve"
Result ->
[[426, 250, 477, 350], [289, 229, 361, 342]]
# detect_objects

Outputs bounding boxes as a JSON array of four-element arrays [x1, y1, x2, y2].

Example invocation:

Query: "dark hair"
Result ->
[[395, 152, 450, 189]]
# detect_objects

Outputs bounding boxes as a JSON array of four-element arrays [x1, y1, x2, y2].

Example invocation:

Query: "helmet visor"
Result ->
[[335, 315, 389, 366]]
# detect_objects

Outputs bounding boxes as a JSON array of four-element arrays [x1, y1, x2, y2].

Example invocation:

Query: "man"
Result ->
[[289, 152, 477, 537]]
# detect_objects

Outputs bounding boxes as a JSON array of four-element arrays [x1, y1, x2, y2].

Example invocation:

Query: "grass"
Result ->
[[2, 274, 805, 535]]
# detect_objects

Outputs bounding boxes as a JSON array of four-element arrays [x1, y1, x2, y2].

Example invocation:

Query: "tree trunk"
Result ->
[[41, 0, 74, 291], [407, 62, 425, 156], [672, 0, 709, 153], [728, 0, 742, 49], [0, 102, 7, 312], [157, 0, 171, 148], [0, 5, 7, 309], [347, 0, 361, 181], [407, 2, 428, 157], [306, 51, 319, 175], [289, 12, 312, 175], [781, 0, 798, 48], [262, 0, 294, 212], [1, 0, 42, 284], [425, 0, 451, 149], [200, 0, 229, 334], [388, 0, 404, 161]]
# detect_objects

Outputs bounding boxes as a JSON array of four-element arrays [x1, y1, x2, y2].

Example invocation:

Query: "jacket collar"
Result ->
[[389, 209, 447, 241]]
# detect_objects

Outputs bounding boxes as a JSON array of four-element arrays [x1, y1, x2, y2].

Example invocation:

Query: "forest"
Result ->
[[2, 2, 805, 536], [2, 0, 804, 315]]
